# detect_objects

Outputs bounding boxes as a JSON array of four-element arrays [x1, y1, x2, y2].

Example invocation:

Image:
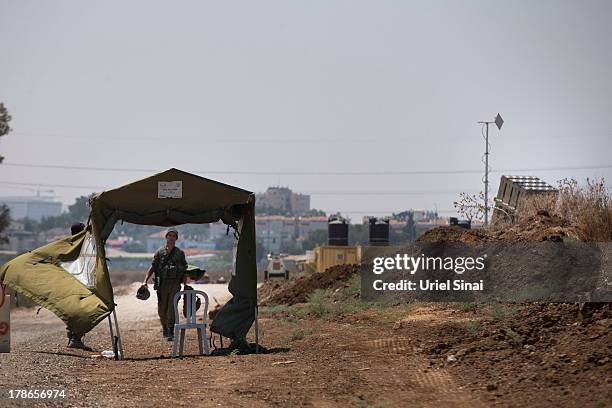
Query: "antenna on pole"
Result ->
[[477, 113, 504, 226]]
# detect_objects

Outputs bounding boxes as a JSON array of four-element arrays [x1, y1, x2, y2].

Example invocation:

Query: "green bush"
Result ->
[[291, 328, 305, 341], [306, 289, 332, 317]]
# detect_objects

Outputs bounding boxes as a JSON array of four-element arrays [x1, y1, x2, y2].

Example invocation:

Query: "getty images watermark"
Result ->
[[360, 242, 612, 303], [371, 253, 487, 292]]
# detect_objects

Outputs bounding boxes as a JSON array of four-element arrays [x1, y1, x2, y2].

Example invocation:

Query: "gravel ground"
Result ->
[[1, 283, 609, 407]]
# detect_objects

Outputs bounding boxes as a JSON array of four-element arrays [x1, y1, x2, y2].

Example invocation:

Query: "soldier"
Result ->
[[141, 227, 187, 341]]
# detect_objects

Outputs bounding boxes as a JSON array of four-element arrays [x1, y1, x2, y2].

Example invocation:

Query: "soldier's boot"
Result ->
[[67, 335, 92, 351], [228, 337, 251, 353]]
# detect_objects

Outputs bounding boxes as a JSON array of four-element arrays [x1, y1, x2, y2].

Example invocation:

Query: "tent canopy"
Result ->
[[90, 168, 258, 339], [91, 168, 254, 241], [2, 169, 258, 339]]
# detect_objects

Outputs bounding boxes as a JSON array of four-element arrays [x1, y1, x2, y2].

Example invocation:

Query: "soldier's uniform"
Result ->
[[151, 245, 187, 336]]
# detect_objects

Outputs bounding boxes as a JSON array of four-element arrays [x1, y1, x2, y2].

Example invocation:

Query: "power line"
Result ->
[[0, 181, 475, 196], [302, 190, 475, 196], [0, 181, 107, 190], [3, 162, 612, 176], [11, 131, 457, 144], [0, 181, 462, 213], [339, 209, 457, 214]]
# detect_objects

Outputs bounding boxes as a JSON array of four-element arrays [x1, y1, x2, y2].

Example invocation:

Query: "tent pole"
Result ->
[[107, 315, 115, 355], [254, 304, 259, 354], [112, 308, 125, 360]]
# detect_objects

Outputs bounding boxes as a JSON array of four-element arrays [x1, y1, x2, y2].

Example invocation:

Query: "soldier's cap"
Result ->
[[165, 227, 179, 238]]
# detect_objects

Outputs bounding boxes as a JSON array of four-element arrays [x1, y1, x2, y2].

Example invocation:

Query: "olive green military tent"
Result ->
[[0, 168, 257, 345]]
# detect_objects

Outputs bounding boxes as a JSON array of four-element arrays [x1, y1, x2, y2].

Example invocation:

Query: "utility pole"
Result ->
[[484, 122, 490, 225], [477, 113, 504, 226]]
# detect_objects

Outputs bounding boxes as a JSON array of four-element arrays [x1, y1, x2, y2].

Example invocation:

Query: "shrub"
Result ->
[[291, 328, 305, 341], [519, 178, 612, 241], [306, 289, 332, 317]]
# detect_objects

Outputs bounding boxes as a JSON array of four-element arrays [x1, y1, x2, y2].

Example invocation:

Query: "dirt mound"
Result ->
[[421, 303, 611, 405], [417, 213, 586, 243], [416, 226, 489, 243], [489, 214, 585, 242], [258, 277, 291, 302], [260, 264, 359, 306]]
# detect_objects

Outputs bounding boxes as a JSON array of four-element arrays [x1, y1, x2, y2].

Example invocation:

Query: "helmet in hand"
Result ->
[[136, 285, 150, 301]]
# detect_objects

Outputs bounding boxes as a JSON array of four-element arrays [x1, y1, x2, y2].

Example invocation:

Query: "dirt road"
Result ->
[[5, 283, 231, 345], [1, 286, 609, 407], [1, 283, 491, 408]]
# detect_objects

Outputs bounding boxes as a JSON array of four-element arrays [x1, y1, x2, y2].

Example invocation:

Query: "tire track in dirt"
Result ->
[[352, 330, 486, 408]]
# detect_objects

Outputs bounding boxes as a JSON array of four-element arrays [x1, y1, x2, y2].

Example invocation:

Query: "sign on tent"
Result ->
[[158, 181, 183, 198]]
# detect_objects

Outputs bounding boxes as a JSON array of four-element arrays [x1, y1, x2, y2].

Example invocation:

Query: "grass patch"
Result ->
[[280, 315, 298, 326], [290, 323, 319, 341], [259, 304, 295, 315], [462, 320, 482, 336], [302, 286, 418, 323], [263, 280, 417, 325], [352, 395, 388, 408], [330, 298, 371, 316], [454, 302, 480, 313], [372, 301, 416, 325], [291, 328, 305, 341], [502, 327, 524, 349], [302, 287, 398, 318], [343, 274, 361, 298], [487, 303, 520, 321], [306, 288, 333, 317]]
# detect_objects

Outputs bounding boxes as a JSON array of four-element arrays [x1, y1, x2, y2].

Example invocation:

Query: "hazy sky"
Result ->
[[1, 0, 611, 221]]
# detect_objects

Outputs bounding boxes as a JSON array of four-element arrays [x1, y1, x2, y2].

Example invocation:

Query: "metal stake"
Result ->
[[254, 304, 259, 354], [107, 315, 115, 352], [112, 308, 125, 360]]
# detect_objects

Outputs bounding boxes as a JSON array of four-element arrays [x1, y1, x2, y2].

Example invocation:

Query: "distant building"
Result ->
[[209, 220, 228, 240], [416, 218, 449, 232], [0, 222, 74, 253], [145, 230, 215, 253], [0, 222, 38, 253], [255, 215, 327, 252], [0, 196, 62, 221], [255, 216, 295, 253], [290, 193, 311, 215], [389, 218, 405, 231], [296, 216, 327, 239], [363, 211, 448, 237], [256, 187, 311, 215], [38, 227, 70, 244], [411, 210, 426, 222]]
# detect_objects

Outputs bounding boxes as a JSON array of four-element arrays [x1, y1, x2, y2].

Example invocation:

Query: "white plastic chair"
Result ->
[[171, 289, 210, 357]]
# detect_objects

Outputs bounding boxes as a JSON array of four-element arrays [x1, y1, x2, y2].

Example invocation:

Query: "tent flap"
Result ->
[[0, 229, 112, 336], [210, 297, 255, 339]]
